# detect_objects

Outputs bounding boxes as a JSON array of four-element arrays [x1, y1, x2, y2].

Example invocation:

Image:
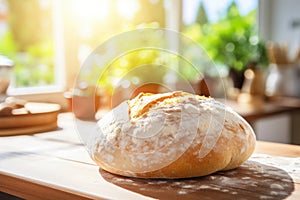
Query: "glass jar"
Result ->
[[266, 63, 300, 97], [0, 55, 14, 96]]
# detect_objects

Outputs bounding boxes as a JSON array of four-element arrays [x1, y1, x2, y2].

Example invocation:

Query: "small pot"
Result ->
[[64, 92, 100, 120]]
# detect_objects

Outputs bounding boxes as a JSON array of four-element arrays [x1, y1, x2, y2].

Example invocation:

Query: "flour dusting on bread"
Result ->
[[89, 91, 256, 178]]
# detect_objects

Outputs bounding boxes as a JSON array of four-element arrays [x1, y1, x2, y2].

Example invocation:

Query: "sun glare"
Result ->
[[117, 0, 140, 20], [72, 0, 109, 22]]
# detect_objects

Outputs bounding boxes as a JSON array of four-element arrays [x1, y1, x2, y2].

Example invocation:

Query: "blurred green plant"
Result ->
[[80, 23, 175, 95], [13, 41, 54, 87], [110, 49, 168, 81], [184, 1, 268, 73], [0, 32, 54, 87], [88, 48, 172, 95], [0, 31, 18, 57], [0, 0, 54, 87]]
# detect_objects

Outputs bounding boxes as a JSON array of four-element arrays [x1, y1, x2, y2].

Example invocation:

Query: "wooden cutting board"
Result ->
[[0, 102, 61, 136]]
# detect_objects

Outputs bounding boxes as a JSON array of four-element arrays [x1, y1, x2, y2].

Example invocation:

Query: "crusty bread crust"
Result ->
[[90, 91, 256, 178]]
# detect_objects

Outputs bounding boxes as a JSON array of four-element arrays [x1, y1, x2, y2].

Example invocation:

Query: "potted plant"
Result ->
[[184, 2, 268, 90]]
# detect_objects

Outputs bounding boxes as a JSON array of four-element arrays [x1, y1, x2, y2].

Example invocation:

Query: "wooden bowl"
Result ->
[[0, 102, 61, 136]]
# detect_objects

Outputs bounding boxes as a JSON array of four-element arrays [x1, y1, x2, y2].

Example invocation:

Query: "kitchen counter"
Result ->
[[224, 96, 300, 144], [223, 96, 300, 123], [0, 113, 299, 200]]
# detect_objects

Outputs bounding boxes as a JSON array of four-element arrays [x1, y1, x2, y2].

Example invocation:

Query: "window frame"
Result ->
[[7, 0, 66, 96]]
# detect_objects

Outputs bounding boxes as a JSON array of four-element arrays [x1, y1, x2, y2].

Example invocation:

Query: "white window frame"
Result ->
[[7, 0, 66, 96]]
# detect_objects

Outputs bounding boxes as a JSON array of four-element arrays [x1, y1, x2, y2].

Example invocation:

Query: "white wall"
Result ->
[[260, 0, 300, 51]]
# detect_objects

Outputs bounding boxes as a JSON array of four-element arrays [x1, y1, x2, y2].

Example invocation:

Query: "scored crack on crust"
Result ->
[[89, 91, 256, 178]]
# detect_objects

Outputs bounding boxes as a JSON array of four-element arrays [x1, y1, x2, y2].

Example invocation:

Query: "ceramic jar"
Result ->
[[266, 63, 300, 97]]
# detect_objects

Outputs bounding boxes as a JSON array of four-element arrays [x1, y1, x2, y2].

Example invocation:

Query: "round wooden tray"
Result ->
[[0, 122, 58, 136], [0, 102, 61, 136]]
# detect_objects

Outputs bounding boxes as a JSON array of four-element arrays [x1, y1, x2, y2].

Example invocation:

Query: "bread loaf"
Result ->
[[90, 91, 256, 178]]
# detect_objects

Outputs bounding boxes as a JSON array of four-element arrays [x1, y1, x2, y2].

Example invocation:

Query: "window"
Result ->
[[0, 0, 261, 101], [1, 0, 171, 103], [0, 0, 65, 94], [182, 0, 262, 83]]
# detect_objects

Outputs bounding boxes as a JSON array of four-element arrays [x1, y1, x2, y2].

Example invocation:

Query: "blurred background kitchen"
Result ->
[[0, 0, 299, 144]]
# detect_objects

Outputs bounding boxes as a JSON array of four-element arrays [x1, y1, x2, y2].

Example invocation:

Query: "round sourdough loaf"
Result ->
[[90, 91, 256, 178]]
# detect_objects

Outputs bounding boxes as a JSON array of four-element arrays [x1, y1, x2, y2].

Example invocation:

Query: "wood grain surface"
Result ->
[[100, 160, 296, 200]]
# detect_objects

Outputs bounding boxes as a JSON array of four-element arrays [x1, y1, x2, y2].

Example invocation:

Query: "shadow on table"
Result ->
[[100, 161, 295, 200]]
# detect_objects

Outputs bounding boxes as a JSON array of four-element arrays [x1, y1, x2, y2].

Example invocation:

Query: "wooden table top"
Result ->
[[0, 113, 300, 200]]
